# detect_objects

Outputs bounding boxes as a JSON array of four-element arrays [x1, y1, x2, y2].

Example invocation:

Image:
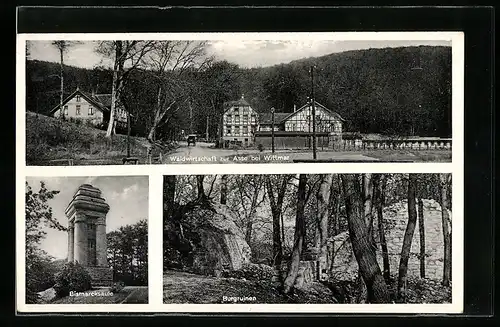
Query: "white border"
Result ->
[[16, 32, 464, 314]]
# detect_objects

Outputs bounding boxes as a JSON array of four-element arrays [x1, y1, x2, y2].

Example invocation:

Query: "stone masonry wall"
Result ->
[[329, 199, 451, 281]]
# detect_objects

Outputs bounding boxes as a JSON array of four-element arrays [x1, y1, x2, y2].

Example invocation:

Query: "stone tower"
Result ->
[[65, 184, 113, 286]]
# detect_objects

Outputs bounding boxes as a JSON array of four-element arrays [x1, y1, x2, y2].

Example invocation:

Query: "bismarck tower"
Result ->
[[65, 184, 113, 287]]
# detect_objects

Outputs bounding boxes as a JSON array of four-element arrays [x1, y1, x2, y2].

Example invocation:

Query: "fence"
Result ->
[[334, 138, 452, 151]]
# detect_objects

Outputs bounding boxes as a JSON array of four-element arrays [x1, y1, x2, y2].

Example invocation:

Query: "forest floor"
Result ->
[[163, 270, 337, 304], [50, 286, 148, 304], [163, 270, 452, 304]]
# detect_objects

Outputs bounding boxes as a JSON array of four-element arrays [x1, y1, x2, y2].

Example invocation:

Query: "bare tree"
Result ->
[[96, 41, 154, 137], [316, 174, 332, 279], [196, 175, 207, 202], [143, 41, 212, 141], [440, 173, 452, 286], [164, 175, 177, 220], [341, 174, 390, 303], [397, 174, 418, 301], [265, 175, 292, 268], [418, 196, 426, 278], [283, 174, 308, 294], [220, 175, 228, 205], [374, 174, 391, 283], [52, 41, 79, 120]]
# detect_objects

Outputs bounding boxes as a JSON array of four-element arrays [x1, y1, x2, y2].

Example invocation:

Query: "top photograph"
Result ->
[[21, 33, 457, 165]]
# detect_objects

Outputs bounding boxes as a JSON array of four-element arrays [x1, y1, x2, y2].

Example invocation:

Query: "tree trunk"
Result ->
[[357, 173, 375, 303], [59, 48, 64, 120], [220, 175, 227, 205], [164, 176, 176, 220], [283, 174, 307, 294], [196, 175, 207, 202], [265, 176, 289, 268], [418, 197, 426, 278], [341, 174, 390, 303], [316, 174, 332, 279], [106, 41, 123, 137], [375, 174, 391, 283], [397, 174, 418, 302], [440, 174, 452, 286]]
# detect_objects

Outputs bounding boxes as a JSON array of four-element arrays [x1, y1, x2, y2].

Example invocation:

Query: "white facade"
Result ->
[[284, 104, 342, 134], [53, 94, 104, 125], [222, 99, 258, 146]]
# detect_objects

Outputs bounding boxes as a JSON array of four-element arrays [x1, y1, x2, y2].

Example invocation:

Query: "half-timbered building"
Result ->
[[221, 95, 259, 146]]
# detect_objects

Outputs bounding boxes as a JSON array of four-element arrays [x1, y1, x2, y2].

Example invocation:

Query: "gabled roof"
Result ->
[[50, 88, 123, 114], [258, 113, 290, 125], [282, 100, 346, 122], [223, 95, 254, 113]]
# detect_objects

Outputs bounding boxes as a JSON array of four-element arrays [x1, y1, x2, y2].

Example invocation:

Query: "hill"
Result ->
[[26, 45, 452, 138], [26, 112, 151, 165]]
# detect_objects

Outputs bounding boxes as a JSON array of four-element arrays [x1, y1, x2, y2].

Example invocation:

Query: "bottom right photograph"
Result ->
[[163, 173, 453, 304]]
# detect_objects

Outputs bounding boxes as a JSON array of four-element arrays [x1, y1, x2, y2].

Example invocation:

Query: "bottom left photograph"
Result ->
[[24, 176, 149, 304]]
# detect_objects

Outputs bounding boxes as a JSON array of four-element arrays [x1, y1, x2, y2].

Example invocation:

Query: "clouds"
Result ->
[[28, 38, 451, 70], [109, 183, 139, 201]]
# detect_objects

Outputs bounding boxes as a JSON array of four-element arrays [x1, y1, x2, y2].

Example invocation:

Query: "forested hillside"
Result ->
[[26, 45, 451, 138]]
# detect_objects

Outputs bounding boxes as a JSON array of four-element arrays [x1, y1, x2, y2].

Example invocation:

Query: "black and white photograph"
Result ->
[[24, 35, 453, 166], [24, 176, 149, 305], [163, 173, 453, 304]]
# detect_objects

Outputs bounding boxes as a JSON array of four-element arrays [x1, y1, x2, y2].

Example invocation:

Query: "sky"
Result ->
[[26, 176, 149, 260], [27, 39, 451, 69]]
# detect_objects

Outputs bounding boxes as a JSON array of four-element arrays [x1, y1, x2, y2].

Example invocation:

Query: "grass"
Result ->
[[50, 286, 148, 304], [163, 270, 337, 304], [26, 112, 151, 165], [163, 270, 452, 304]]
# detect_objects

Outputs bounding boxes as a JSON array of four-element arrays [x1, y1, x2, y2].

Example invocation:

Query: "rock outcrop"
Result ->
[[329, 199, 451, 281], [165, 202, 251, 276]]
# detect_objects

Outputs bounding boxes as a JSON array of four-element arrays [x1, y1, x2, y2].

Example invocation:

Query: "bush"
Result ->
[[222, 263, 275, 281], [257, 143, 264, 152], [53, 262, 92, 297], [110, 280, 125, 293]]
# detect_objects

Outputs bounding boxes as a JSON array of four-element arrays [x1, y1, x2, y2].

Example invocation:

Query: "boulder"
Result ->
[[165, 202, 251, 276], [37, 287, 57, 303]]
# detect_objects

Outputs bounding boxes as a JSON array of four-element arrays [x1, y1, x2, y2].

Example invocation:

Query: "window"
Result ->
[[251, 114, 256, 122], [234, 126, 240, 135], [63, 105, 68, 116], [291, 123, 296, 131], [75, 105, 81, 115], [226, 125, 231, 135], [243, 126, 248, 135], [88, 106, 94, 115], [76, 95, 81, 102], [235, 114, 240, 121], [243, 115, 249, 124], [234, 107, 239, 112]]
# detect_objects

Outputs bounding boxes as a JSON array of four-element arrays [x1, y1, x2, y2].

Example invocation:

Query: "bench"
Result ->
[[122, 157, 139, 165]]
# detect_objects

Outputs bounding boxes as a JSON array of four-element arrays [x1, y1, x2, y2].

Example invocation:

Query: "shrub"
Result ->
[[222, 263, 275, 281], [257, 143, 264, 152], [110, 280, 125, 293], [53, 262, 92, 297]]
